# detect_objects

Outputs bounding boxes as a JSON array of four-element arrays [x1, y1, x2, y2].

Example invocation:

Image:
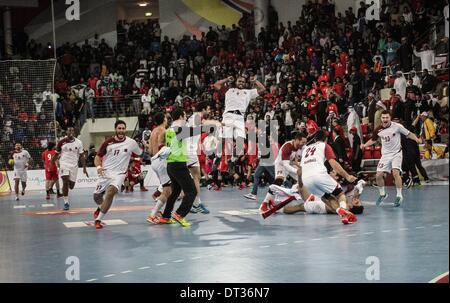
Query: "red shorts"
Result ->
[[45, 170, 58, 181]]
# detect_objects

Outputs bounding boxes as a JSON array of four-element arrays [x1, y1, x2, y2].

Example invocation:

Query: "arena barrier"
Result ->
[[6, 165, 160, 191]]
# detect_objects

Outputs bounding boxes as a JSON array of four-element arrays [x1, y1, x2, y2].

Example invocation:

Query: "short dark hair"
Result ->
[[115, 120, 126, 128], [154, 112, 166, 126], [196, 101, 209, 112], [293, 131, 307, 140], [351, 205, 364, 214], [381, 110, 391, 116], [314, 129, 327, 142], [171, 107, 185, 120], [47, 142, 55, 150]]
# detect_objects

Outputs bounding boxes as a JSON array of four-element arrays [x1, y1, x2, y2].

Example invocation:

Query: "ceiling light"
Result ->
[[145, 12, 152, 16], [138, 2, 148, 7]]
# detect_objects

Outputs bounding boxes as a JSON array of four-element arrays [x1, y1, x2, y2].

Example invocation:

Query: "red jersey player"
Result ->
[[42, 142, 61, 199]]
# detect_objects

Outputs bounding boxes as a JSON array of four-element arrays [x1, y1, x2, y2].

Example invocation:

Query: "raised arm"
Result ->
[[328, 158, 356, 183], [213, 76, 233, 91], [251, 76, 266, 95]]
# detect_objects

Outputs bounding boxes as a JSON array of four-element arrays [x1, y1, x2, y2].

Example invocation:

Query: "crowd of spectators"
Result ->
[[1, 0, 449, 173]]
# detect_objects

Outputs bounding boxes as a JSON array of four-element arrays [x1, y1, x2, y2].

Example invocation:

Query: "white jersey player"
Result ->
[[93, 120, 143, 229], [361, 110, 421, 207], [10, 143, 32, 200], [299, 130, 358, 224], [259, 132, 307, 213], [186, 102, 214, 214], [52, 127, 88, 211], [213, 75, 265, 160], [147, 112, 172, 224]]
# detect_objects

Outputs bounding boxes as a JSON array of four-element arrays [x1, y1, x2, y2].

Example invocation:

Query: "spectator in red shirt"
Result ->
[[317, 69, 329, 83], [332, 58, 347, 79]]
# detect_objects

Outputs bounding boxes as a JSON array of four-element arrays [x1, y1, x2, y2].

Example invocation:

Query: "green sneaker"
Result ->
[[172, 212, 191, 227], [393, 196, 403, 207], [375, 194, 388, 206]]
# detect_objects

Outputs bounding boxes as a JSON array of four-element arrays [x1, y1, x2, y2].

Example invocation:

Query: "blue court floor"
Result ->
[[0, 184, 448, 283]]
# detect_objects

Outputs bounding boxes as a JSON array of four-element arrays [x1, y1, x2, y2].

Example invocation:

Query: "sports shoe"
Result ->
[[393, 196, 403, 207], [63, 203, 70, 211], [57, 193, 64, 198], [159, 217, 176, 224], [172, 212, 191, 227], [15, 196, 19, 201], [337, 208, 357, 225], [146, 215, 160, 224], [46, 194, 51, 200], [21, 190, 25, 196], [94, 208, 100, 219], [375, 194, 388, 206], [95, 220, 103, 229], [197, 203, 210, 214], [239, 182, 246, 190], [244, 193, 257, 200], [140, 187, 148, 192]]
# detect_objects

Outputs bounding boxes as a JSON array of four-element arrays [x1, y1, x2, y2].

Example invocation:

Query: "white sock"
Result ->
[[339, 201, 347, 209], [379, 186, 385, 196], [193, 196, 201, 207], [63, 196, 69, 204], [151, 199, 165, 216], [396, 187, 402, 198], [96, 211, 105, 221]]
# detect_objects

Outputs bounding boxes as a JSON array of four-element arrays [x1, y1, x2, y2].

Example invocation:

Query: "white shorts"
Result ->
[[13, 170, 27, 182], [187, 154, 200, 167], [222, 112, 245, 139], [377, 152, 403, 173], [94, 172, 127, 194], [303, 200, 328, 214], [150, 157, 171, 186], [302, 173, 340, 198], [275, 162, 297, 180], [59, 165, 78, 183]]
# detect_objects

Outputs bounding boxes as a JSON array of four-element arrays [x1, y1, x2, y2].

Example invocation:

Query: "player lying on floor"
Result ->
[[278, 174, 366, 215]]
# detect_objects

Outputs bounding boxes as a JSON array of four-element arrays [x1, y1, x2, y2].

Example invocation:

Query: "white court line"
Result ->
[[276, 243, 288, 246], [259, 245, 271, 248], [311, 238, 322, 241], [415, 226, 425, 229], [41, 203, 55, 207], [432, 224, 442, 227], [28, 205, 35, 208], [13, 205, 26, 209], [294, 240, 304, 243], [138, 266, 150, 270], [190, 256, 202, 260], [399, 228, 409, 231], [86, 278, 98, 282], [429, 271, 449, 283], [172, 259, 184, 263], [382, 230, 392, 233], [328, 236, 339, 239], [121, 270, 133, 274], [156, 263, 167, 266], [346, 234, 357, 237], [63, 219, 128, 228], [103, 274, 116, 278], [363, 232, 374, 235]]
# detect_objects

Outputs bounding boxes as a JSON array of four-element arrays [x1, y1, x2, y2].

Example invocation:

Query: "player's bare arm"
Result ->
[[250, 75, 266, 95], [80, 151, 89, 177], [328, 158, 357, 183], [213, 76, 233, 90], [407, 132, 422, 144], [94, 155, 104, 177]]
